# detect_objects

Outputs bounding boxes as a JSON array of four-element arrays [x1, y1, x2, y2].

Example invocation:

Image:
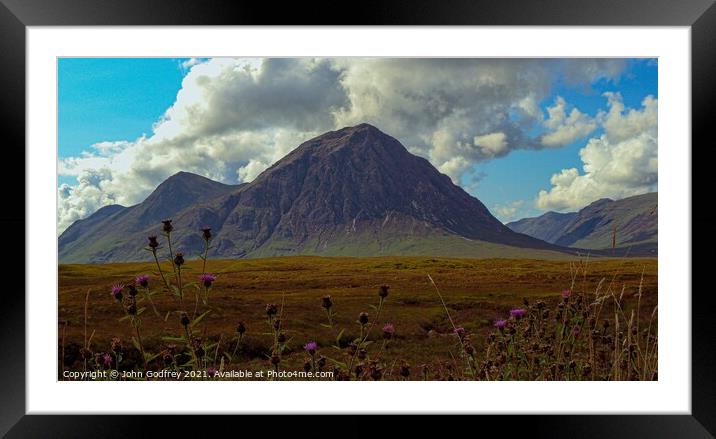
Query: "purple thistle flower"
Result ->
[[383, 323, 395, 339], [510, 308, 527, 320], [454, 327, 466, 338], [494, 319, 507, 330], [135, 275, 150, 288], [110, 284, 124, 301], [207, 366, 217, 378], [102, 353, 112, 367], [561, 289, 572, 299], [304, 341, 318, 355], [199, 273, 216, 288], [573, 326, 581, 338]]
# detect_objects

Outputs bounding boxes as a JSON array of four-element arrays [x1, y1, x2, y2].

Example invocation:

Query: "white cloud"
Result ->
[[58, 58, 628, 232], [536, 93, 658, 211], [493, 200, 525, 222], [541, 96, 597, 147]]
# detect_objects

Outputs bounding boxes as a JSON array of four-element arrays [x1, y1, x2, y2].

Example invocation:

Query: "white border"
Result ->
[[27, 27, 690, 414]]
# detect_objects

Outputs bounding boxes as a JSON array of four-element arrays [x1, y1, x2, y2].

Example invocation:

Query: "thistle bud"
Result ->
[[162, 219, 174, 233], [265, 303, 278, 317], [378, 285, 390, 298], [147, 236, 159, 249], [236, 321, 246, 335], [126, 303, 137, 315], [127, 285, 138, 297], [358, 312, 369, 325], [321, 295, 333, 310], [399, 363, 411, 378], [201, 227, 212, 241], [180, 312, 190, 327], [173, 252, 185, 267]]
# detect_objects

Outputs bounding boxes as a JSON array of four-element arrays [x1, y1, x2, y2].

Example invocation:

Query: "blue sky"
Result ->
[[58, 58, 657, 230]]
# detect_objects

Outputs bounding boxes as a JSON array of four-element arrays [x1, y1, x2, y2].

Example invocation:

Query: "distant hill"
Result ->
[[507, 192, 657, 255], [59, 124, 586, 263]]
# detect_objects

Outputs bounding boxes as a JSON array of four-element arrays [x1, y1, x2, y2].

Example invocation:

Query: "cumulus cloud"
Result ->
[[58, 58, 628, 232], [493, 200, 526, 222], [540, 97, 597, 147], [536, 93, 658, 211]]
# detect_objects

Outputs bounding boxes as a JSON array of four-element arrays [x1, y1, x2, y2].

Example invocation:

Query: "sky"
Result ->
[[58, 57, 657, 232]]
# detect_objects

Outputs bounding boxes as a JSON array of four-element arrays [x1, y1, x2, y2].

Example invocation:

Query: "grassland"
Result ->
[[58, 255, 657, 380]]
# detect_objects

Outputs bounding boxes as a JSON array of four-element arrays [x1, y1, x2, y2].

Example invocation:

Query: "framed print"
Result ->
[[3, 0, 714, 436]]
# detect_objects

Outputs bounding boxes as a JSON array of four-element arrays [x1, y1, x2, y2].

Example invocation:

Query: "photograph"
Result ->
[[56, 57, 658, 382]]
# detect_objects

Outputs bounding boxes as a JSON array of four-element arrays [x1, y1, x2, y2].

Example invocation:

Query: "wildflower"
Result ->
[[199, 273, 216, 288], [354, 364, 364, 378], [303, 360, 312, 373], [110, 337, 122, 353], [207, 367, 217, 378], [358, 312, 369, 325], [304, 341, 318, 355], [321, 295, 333, 310], [357, 348, 367, 360], [127, 285, 138, 297], [102, 353, 112, 368], [494, 319, 507, 331], [126, 303, 137, 315], [135, 274, 150, 288], [162, 219, 174, 233], [173, 252, 185, 267], [180, 312, 190, 327], [317, 355, 327, 369], [370, 365, 383, 381], [265, 303, 278, 317], [272, 319, 282, 330], [110, 284, 124, 301], [236, 321, 246, 335], [510, 308, 527, 320], [270, 354, 281, 366], [382, 323, 395, 339], [561, 289, 572, 300], [80, 347, 93, 360], [201, 227, 212, 241], [378, 285, 390, 298], [277, 333, 287, 343], [573, 327, 581, 338], [147, 236, 159, 249], [453, 327, 466, 338]]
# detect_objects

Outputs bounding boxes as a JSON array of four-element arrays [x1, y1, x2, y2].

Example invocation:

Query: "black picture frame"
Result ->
[[2, 0, 713, 437]]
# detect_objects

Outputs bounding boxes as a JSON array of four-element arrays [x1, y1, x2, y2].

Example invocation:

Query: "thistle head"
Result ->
[[173, 252, 185, 267], [201, 226, 212, 241], [494, 319, 507, 331], [135, 274, 150, 288], [561, 289, 572, 300], [162, 219, 174, 233], [126, 303, 137, 315], [510, 308, 527, 320], [127, 285, 138, 297], [358, 312, 369, 326], [265, 303, 278, 317], [382, 323, 395, 339], [207, 367, 217, 378], [399, 362, 411, 378], [321, 295, 333, 310], [199, 273, 216, 288], [110, 284, 124, 301], [102, 353, 112, 367], [453, 327, 466, 338], [180, 312, 190, 327], [147, 236, 159, 249], [378, 284, 390, 299], [304, 341, 318, 355], [236, 321, 246, 335]]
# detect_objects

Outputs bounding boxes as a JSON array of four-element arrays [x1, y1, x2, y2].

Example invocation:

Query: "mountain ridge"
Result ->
[[59, 124, 600, 263]]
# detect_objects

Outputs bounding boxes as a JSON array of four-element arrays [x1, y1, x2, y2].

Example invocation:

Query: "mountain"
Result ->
[[507, 192, 657, 255], [59, 124, 581, 263], [59, 172, 242, 263]]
